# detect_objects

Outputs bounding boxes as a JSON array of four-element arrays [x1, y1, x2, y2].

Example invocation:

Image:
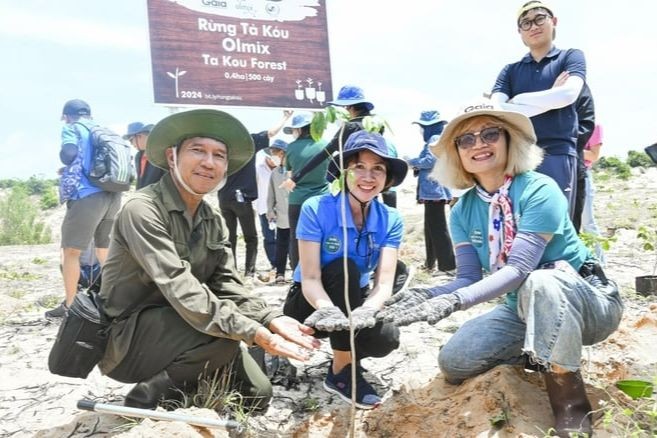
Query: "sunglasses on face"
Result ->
[[454, 126, 504, 150], [518, 13, 550, 31]]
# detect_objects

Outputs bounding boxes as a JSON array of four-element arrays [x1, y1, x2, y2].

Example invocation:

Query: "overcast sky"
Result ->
[[1, 0, 656, 179]]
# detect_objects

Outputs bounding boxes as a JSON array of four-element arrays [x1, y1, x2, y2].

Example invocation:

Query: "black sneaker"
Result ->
[[323, 363, 381, 409], [44, 302, 67, 319], [392, 261, 414, 294]]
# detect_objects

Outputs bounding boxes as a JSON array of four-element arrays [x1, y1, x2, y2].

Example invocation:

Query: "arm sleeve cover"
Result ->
[[510, 76, 584, 110], [426, 244, 483, 297], [59, 142, 78, 165], [455, 232, 548, 310]]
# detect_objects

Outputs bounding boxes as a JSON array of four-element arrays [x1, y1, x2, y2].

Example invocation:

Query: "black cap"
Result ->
[[62, 99, 91, 116]]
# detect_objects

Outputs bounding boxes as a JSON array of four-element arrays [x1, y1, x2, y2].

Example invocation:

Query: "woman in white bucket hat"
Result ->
[[379, 100, 623, 437]]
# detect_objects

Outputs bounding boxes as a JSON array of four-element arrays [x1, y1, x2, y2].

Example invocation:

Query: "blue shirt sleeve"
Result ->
[[381, 208, 403, 248], [61, 124, 79, 147], [563, 48, 586, 80], [296, 198, 323, 242], [492, 63, 513, 95], [407, 145, 436, 169]]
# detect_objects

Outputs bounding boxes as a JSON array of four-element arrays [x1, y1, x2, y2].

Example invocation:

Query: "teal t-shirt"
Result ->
[[285, 137, 329, 206], [450, 171, 590, 309]]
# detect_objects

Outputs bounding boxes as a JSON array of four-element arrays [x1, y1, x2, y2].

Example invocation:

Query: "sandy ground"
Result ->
[[1, 170, 656, 437]]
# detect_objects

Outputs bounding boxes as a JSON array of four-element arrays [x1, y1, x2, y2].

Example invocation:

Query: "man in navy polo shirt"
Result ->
[[491, 1, 586, 219]]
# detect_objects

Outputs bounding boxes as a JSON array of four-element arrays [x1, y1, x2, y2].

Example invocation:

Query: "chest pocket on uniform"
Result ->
[[201, 218, 231, 280]]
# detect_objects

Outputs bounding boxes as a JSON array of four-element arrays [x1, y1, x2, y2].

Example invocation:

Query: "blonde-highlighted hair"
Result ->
[[431, 115, 543, 189]]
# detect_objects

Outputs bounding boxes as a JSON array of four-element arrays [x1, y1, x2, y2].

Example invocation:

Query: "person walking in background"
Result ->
[[492, 1, 586, 219], [284, 131, 409, 410], [124, 122, 166, 189], [254, 145, 279, 281], [581, 124, 606, 265], [267, 140, 291, 284], [407, 110, 456, 275], [379, 101, 622, 437], [281, 113, 330, 270], [218, 111, 292, 279], [46, 99, 121, 318]]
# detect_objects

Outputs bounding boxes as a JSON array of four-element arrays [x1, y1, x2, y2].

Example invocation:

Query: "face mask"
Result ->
[[270, 155, 282, 166]]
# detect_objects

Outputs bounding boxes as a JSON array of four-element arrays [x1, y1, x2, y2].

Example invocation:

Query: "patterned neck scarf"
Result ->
[[475, 175, 516, 272]]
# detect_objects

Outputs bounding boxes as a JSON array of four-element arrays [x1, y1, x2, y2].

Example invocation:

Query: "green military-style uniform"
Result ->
[[99, 173, 281, 403]]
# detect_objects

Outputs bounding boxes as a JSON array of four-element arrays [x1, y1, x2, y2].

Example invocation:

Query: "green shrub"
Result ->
[[626, 150, 655, 168], [0, 186, 52, 245], [0, 176, 58, 195], [0, 179, 20, 189], [40, 186, 59, 210], [594, 157, 632, 180]]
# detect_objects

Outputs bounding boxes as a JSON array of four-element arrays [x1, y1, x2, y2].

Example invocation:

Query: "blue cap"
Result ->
[[267, 139, 288, 153], [62, 99, 91, 116], [283, 112, 313, 134], [123, 122, 153, 139], [412, 110, 445, 126], [327, 131, 408, 187], [328, 85, 374, 111]]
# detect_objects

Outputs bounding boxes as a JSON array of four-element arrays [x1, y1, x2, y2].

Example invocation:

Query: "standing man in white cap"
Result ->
[[98, 109, 319, 410], [46, 99, 121, 318], [491, 1, 586, 220]]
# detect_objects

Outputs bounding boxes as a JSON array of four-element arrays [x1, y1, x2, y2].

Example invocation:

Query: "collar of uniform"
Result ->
[[159, 173, 214, 221], [334, 191, 380, 233], [521, 45, 560, 63]]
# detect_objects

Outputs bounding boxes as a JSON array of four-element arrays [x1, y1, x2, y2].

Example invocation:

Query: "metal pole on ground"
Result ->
[[77, 399, 243, 433]]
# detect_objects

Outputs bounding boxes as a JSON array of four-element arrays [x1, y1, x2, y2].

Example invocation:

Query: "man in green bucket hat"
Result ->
[[97, 109, 319, 410]]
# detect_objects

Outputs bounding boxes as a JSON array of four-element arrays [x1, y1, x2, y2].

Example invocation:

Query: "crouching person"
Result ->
[[98, 109, 319, 410], [284, 131, 409, 410], [378, 101, 623, 436]]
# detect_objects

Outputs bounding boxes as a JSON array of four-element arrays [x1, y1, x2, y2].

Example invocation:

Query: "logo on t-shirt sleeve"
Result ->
[[469, 228, 484, 247], [324, 235, 342, 253]]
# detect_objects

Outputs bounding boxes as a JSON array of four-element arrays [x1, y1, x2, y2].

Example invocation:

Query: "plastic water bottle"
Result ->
[[235, 189, 244, 203]]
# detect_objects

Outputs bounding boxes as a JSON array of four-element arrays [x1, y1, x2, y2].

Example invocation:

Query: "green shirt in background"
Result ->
[[285, 137, 329, 206], [99, 173, 281, 373]]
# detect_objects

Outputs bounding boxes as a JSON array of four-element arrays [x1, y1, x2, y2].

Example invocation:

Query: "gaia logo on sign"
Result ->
[[148, 0, 332, 108], [170, 0, 319, 21]]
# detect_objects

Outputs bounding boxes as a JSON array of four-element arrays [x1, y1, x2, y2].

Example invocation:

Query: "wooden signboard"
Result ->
[[147, 0, 333, 109]]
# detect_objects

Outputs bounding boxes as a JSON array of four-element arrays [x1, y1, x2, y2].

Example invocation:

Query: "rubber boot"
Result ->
[[124, 369, 180, 409], [543, 370, 593, 437]]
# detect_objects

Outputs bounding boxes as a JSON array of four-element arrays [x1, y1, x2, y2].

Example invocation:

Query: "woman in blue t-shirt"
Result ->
[[378, 101, 622, 437], [283, 130, 408, 410]]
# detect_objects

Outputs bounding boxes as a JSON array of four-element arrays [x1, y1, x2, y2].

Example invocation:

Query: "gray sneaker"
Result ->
[[44, 302, 67, 319]]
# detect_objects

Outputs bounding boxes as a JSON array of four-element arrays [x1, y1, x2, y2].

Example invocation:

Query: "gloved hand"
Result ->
[[303, 306, 349, 332], [376, 287, 434, 323], [394, 293, 461, 327], [349, 306, 378, 330]]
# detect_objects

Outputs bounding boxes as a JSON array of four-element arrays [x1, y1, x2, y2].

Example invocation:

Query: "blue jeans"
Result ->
[[438, 268, 623, 383], [581, 169, 606, 265]]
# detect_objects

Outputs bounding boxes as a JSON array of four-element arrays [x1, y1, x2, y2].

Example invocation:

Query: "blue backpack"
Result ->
[[75, 123, 135, 192]]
